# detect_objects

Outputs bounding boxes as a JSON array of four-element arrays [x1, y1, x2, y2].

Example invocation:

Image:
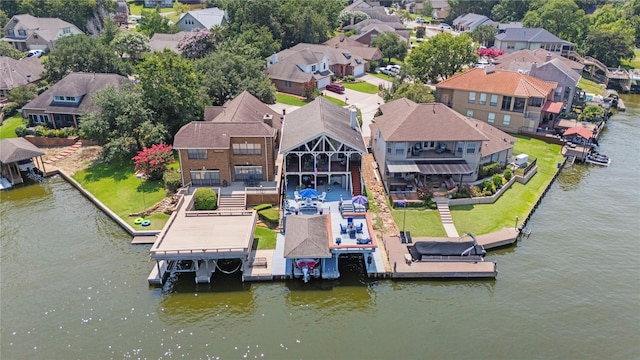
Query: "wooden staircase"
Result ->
[[350, 164, 362, 196], [217, 193, 246, 210]]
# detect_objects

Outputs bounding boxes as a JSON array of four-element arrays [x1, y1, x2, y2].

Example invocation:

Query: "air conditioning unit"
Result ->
[[515, 154, 528, 167]]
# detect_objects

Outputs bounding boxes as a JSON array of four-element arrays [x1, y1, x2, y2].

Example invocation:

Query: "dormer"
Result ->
[[51, 94, 83, 106]]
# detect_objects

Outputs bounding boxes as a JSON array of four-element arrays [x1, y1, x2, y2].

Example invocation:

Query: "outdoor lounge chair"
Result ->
[[435, 143, 447, 154], [340, 224, 347, 234], [406, 231, 413, 244], [318, 192, 326, 202], [356, 223, 364, 233], [294, 191, 302, 201]]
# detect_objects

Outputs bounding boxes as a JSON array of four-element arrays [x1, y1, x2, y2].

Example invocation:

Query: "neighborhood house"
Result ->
[[2, 14, 84, 52]]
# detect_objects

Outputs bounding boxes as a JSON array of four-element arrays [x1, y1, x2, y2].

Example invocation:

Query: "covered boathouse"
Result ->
[[148, 190, 257, 285]]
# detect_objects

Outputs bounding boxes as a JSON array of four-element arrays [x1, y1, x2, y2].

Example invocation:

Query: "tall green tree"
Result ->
[[194, 49, 276, 106], [0, 9, 9, 36], [408, 32, 476, 83], [136, 50, 207, 137], [491, 0, 532, 23], [8, 84, 37, 107], [99, 18, 121, 46], [371, 32, 409, 64], [390, 82, 435, 103], [136, 8, 180, 37], [42, 34, 132, 83], [446, 0, 499, 22], [522, 0, 589, 45], [81, 85, 166, 162], [233, 26, 281, 59], [0, 41, 24, 59], [470, 25, 498, 47], [582, 24, 635, 67], [111, 31, 150, 60]]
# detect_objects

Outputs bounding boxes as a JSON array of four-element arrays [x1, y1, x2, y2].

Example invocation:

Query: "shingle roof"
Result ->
[[283, 215, 332, 258], [373, 99, 489, 142], [0, 56, 44, 91], [494, 48, 583, 72], [149, 32, 189, 53], [0, 138, 45, 164], [280, 97, 366, 153], [173, 121, 275, 149], [21, 72, 130, 115], [324, 35, 383, 61], [343, 18, 406, 31], [267, 44, 364, 82], [204, 90, 282, 130], [3, 14, 83, 42], [464, 117, 515, 156], [436, 68, 557, 98], [495, 27, 572, 45], [180, 7, 226, 29]]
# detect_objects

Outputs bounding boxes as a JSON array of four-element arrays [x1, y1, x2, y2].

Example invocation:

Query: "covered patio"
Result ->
[[385, 160, 474, 194]]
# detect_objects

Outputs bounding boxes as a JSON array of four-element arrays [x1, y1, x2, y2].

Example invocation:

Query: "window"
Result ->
[[29, 114, 49, 125], [394, 143, 405, 155], [232, 143, 261, 155], [528, 97, 543, 107], [65, 96, 75, 101], [491, 153, 499, 162], [502, 114, 511, 125], [466, 109, 474, 117], [53, 95, 77, 103], [507, 42, 515, 50], [234, 166, 262, 181], [387, 144, 392, 153], [479, 93, 487, 105], [488, 113, 495, 123], [284, 81, 291, 88], [468, 91, 476, 104], [466, 143, 476, 154], [18, 29, 26, 36], [501, 96, 512, 111], [490, 94, 498, 106], [513, 98, 525, 113], [62, 27, 71, 34], [187, 149, 207, 159], [457, 142, 464, 154], [190, 170, 220, 185], [7, 29, 14, 36], [311, 65, 316, 72]]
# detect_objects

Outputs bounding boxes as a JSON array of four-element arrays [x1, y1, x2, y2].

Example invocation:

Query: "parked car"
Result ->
[[416, 17, 426, 24], [27, 49, 44, 58], [438, 23, 451, 30], [325, 83, 345, 94], [380, 65, 401, 76]]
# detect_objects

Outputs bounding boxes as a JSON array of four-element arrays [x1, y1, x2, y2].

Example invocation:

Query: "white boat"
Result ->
[[585, 153, 611, 166]]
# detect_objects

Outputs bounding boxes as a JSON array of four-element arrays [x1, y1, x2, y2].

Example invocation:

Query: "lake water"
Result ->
[[1, 96, 639, 359]]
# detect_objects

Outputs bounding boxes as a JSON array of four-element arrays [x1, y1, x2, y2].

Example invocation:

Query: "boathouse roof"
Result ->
[[284, 214, 332, 258], [0, 138, 44, 164]]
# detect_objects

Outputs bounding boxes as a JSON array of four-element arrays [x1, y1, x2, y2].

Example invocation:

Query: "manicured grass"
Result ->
[[0, 114, 23, 139], [275, 93, 307, 106], [451, 135, 564, 235], [390, 208, 447, 237], [342, 81, 379, 94], [367, 71, 394, 82], [621, 49, 640, 69], [324, 96, 347, 106], [72, 160, 171, 230], [578, 78, 605, 95], [254, 226, 277, 250]]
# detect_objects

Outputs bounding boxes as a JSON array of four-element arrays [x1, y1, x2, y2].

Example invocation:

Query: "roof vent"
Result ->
[[484, 65, 495, 74]]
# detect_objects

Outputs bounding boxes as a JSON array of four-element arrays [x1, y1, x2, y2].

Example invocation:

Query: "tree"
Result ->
[[522, 0, 589, 45], [8, 84, 37, 107], [80, 85, 167, 162], [582, 26, 635, 67], [337, 11, 369, 27], [133, 143, 174, 181], [302, 80, 319, 101], [0, 9, 8, 36], [446, 0, 499, 22], [0, 41, 24, 60], [99, 17, 121, 46], [470, 25, 497, 47], [408, 32, 476, 83], [178, 28, 216, 59], [136, 8, 180, 37], [194, 49, 276, 105], [390, 83, 435, 103], [491, 0, 532, 23], [172, 1, 190, 16], [136, 50, 207, 137], [111, 31, 150, 60], [233, 26, 281, 59], [42, 34, 132, 83], [371, 32, 409, 64]]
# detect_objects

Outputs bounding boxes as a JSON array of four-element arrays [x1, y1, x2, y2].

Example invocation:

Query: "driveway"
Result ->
[[341, 85, 383, 139]]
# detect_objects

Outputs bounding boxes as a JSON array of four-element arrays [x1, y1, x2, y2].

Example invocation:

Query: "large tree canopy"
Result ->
[[136, 50, 207, 137], [43, 34, 132, 83], [371, 32, 409, 64], [136, 8, 180, 37], [0, 41, 23, 59], [470, 25, 498, 47], [111, 31, 150, 60], [491, 0, 532, 23], [407, 33, 476, 83], [522, 0, 589, 45]]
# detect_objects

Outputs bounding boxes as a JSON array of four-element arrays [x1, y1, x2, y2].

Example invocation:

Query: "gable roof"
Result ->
[[3, 14, 83, 42], [288, 43, 364, 67], [22, 72, 130, 115], [563, 126, 593, 140], [343, 18, 406, 31], [373, 99, 489, 142], [495, 27, 572, 45], [280, 97, 366, 153], [358, 7, 402, 23], [452, 13, 497, 30], [436, 68, 557, 98], [0, 138, 45, 164], [179, 7, 226, 29], [494, 48, 583, 72], [283, 215, 332, 258], [173, 121, 276, 149], [324, 35, 383, 61], [464, 117, 515, 156], [351, 23, 410, 42], [342, 0, 374, 13], [266, 52, 324, 83], [0, 56, 45, 91], [204, 90, 282, 130], [149, 32, 189, 53]]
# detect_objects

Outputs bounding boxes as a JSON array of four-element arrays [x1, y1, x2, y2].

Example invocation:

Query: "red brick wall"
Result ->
[[271, 79, 307, 97]]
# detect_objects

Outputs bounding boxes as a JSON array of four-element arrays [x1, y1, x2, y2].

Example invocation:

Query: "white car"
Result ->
[[27, 49, 44, 58], [438, 23, 452, 30]]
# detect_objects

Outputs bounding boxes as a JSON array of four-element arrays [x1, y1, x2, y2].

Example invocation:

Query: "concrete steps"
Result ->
[[218, 193, 246, 210], [435, 198, 459, 237]]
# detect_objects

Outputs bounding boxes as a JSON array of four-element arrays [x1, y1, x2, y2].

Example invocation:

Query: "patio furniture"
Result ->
[[340, 224, 347, 234], [294, 191, 302, 201], [347, 217, 353, 226], [356, 223, 364, 233], [357, 238, 371, 245], [318, 192, 326, 202], [435, 143, 447, 154], [349, 229, 356, 239]]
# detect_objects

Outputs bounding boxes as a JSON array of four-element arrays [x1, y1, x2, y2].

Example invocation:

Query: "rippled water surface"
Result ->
[[2, 96, 639, 359]]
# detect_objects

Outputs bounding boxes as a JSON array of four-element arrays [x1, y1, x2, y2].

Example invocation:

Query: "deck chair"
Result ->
[[340, 224, 347, 234], [294, 191, 302, 201], [318, 192, 327, 202], [347, 217, 354, 226], [356, 223, 364, 233]]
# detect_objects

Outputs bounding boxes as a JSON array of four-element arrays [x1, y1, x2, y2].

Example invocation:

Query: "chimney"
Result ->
[[546, 53, 552, 62], [263, 113, 273, 128], [271, 52, 278, 65], [350, 107, 358, 130], [484, 65, 495, 74]]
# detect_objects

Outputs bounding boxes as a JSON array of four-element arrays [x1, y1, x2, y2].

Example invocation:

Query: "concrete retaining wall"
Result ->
[[448, 166, 537, 206], [25, 136, 79, 147]]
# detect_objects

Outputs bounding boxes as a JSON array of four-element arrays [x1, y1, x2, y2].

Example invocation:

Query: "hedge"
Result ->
[[258, 207, 279, 228], [163, 170, 182, 193], [193, 188, 217, 210]]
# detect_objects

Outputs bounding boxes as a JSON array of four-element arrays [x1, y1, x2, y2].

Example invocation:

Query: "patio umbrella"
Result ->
[[352, 195, 368, 205], [299, 188, 319, 199]]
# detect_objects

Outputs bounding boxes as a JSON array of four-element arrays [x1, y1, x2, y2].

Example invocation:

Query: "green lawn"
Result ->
[[342, 81, 379, 94], [390, 208, 447, 237], [324, 96, 347, 106], [275, 93, 307, 106], [72, 160, 171, 231], [451, 135, 564, 235], [127, 0, 175, 15], [621, 49, 640, 69], [165, 13, 181, 24], [578, 78, 606, 95], [0, 114, 23, 139], [254, 226, 277, 250], [367, 72, 394, 82]]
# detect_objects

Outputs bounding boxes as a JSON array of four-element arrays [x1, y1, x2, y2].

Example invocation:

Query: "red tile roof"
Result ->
[[436, 68, 557, 98]]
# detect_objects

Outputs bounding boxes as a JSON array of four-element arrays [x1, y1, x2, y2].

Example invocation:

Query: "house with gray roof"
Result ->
[[173, 91, 281, 187], [494, 27, 575, 56], [281, 97, 366, 196], [0, 56, 45, 101], [2, 14, 84, 52], [324, 33, 383, 67], [370, 99, 514, 194], [350, 22, 410, 46], [176, 7, 227, 32], [266, 43, 365, 96], [452, 13, 498, 32], [149, 32, 189, 54], [21, 72, 130, 129]]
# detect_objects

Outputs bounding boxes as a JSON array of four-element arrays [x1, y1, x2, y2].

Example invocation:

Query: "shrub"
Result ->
[[416, 27, 425, 38], [45, 129, 57, 137], [479, 162, 502, 178], [481, 180, 496, 195], [504, 169, 512, 181], [369, 60, 379, 70], [14, 126, 27, 137], [492, 174, 504, 188], [193, 188, 217, 210], [132, 143, 174, 181], [343, 75, 355, 82], [258, 207, 279, 228], [253, 203, 272, 212], [1, 102, 20, 116], [163, 170, 182, 193]]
